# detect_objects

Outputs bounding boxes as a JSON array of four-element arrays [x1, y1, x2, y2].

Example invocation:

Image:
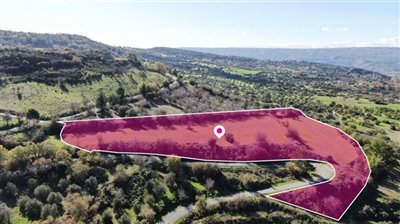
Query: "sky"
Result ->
[[0, 0, 399, 48]]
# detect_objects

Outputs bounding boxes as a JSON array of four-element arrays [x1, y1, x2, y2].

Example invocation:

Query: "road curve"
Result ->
[[160, 162, 334, 224]]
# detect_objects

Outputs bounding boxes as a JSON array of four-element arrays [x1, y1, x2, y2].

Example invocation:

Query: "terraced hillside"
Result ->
[[0, 47, 166, 116]]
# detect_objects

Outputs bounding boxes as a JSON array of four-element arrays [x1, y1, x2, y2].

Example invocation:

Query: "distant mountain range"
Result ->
[[184, 47, 400, 77]]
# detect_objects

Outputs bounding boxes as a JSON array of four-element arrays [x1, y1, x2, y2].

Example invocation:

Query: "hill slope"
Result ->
[[184, 47, 400, 76]]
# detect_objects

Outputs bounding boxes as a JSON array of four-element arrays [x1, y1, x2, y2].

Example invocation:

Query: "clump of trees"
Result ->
[[179, 195, 329, 224]]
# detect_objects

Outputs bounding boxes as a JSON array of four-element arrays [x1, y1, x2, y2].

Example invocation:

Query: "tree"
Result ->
[[96, 90, 107, 112], [112, 189, 127, 214], [71, 160, 90, 185], [208, 138, 217, 147], [171, 68, 178, 77], [47, 192, 63, 206], [165, 172, 176, 188], [45, 119, 62, 136], [116, 87, 125, 103], [0, 203, 11, 224], [18, 196, 30, 215], [84, 176, 98, 195], [286, 128, 302, 142], [225, 133, 235, 144], [41, 204, 59, 219], [127, 53, 141, 67], [26, 108, 40, 125], [195, 195, 207, 214], [25, 198, 43, 220], [139, 205, 156, 223], [365, 138, 397, 178], [5, 182, 18, 199], [34, 185, 51, 202], [63, 193, 92, 222], [101, 208, 114, 224], [154, 62, 167, 74], [165, 156, 182, 175], [140, 84, 147, 96], [57, 178, 69, 193]]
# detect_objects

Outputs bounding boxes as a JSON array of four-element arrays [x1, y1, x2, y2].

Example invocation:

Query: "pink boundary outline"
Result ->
[[59, 107, 371, 221]]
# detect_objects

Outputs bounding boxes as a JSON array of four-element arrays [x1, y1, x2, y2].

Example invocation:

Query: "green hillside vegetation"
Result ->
[[222, 67, 261, 75], [0, 71, 164, 116], [185, 47, 400, 77], [315, 96, 400, 110], [0, 137, 314, 224], [136, 47, 400, 223], [0, 47, 166, 116], [0, 30, 120, 53]]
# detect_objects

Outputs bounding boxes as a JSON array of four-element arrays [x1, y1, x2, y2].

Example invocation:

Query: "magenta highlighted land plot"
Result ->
[[60, 108, 370, 220]]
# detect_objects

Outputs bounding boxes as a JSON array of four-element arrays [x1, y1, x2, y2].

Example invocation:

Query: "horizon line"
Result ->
[[1, 29, 399, 50]]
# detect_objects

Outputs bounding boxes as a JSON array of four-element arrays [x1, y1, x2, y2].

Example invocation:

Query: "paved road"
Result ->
[[160, 162, 334, 224]]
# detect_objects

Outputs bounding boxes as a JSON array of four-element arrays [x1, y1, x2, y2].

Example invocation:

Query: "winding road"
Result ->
[[160, 162, 334, 224]]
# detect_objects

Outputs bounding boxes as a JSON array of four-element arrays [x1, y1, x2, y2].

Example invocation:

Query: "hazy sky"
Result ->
[[0, 0, 399, 48]]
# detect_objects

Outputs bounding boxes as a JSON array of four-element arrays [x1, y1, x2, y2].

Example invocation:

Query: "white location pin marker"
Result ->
[[214, 125, 225, 139]]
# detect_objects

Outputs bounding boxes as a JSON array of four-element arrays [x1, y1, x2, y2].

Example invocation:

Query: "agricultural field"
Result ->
[[223, 67, 261, 75], [315, 96, 400, 110]]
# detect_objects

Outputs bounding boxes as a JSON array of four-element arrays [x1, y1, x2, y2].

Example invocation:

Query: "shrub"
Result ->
[[139, 205, 156, 223], [191, 163, 221, 180], [165, 156, 182, 174]]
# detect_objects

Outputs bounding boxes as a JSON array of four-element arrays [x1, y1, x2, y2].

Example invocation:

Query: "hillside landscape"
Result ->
[[0, 30, 399, 224], [185, 47, 400, 77]]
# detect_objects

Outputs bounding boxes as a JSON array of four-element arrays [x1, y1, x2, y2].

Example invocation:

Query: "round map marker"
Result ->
[[214, 125, 225, 139]]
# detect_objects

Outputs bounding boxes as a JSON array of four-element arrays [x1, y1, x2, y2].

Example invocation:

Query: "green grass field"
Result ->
[[223, 67, 261, 75], [0, 70, 165, 116], [315, 96, 400, 110], [375, 115, 400, 125]]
